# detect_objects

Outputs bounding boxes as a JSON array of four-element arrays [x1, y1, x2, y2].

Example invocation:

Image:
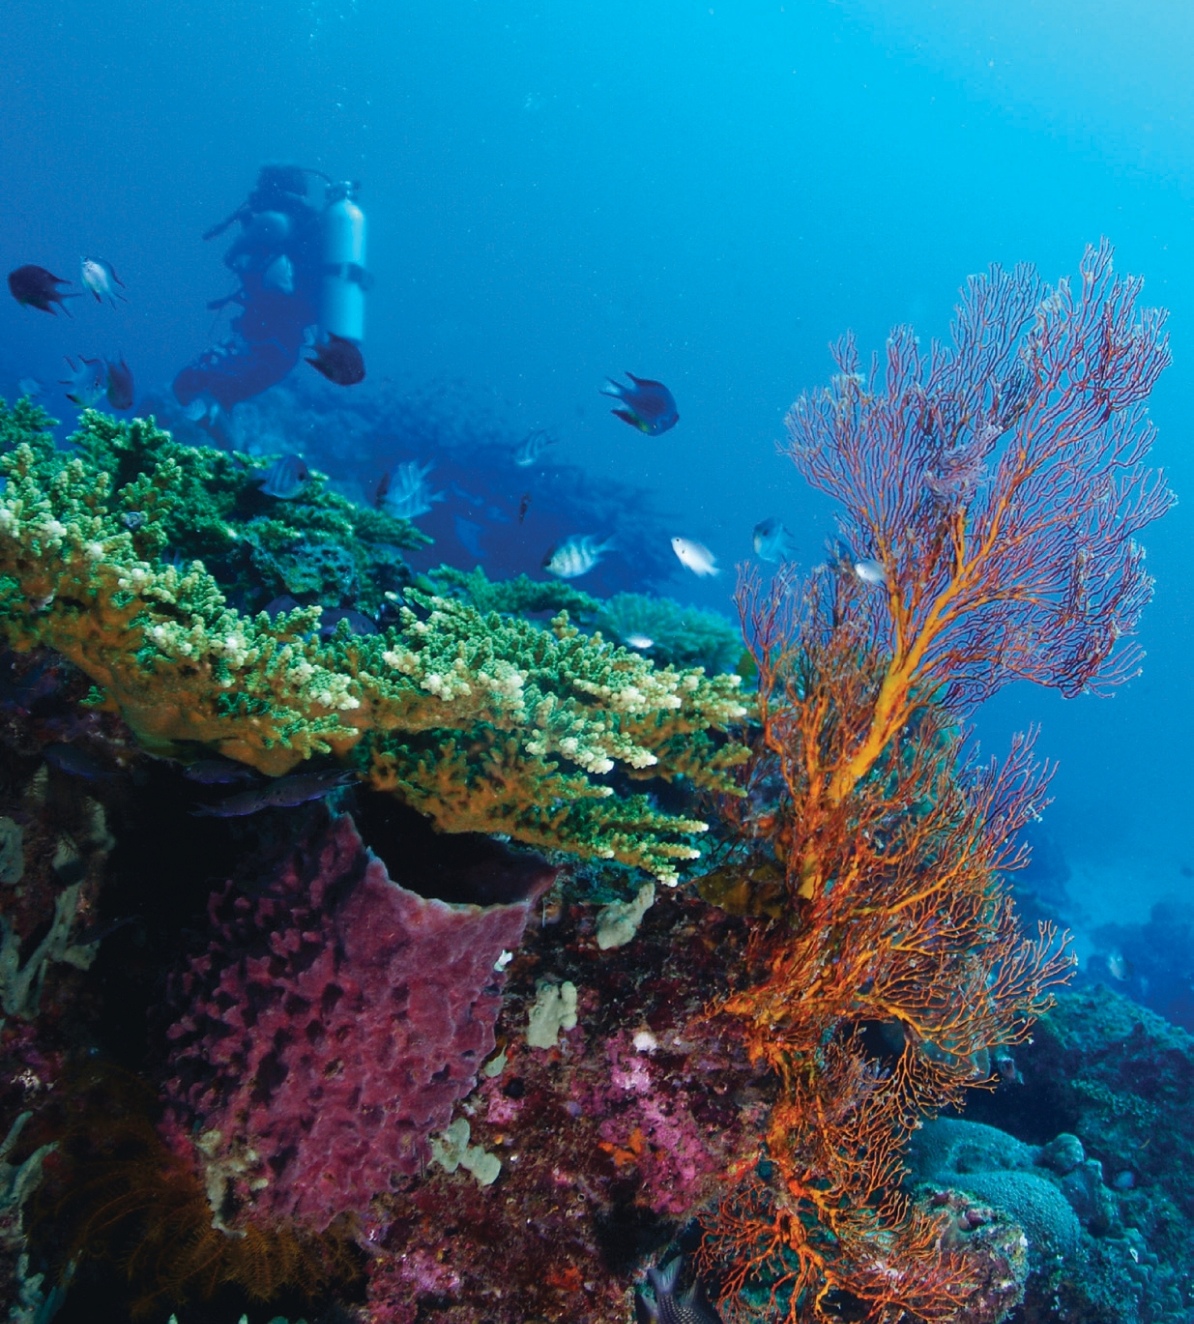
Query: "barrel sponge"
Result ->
[[162, 811, 555, 1232]]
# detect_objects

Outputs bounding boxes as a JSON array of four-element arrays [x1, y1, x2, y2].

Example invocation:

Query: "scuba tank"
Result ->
[[321, 181, 369, 343]]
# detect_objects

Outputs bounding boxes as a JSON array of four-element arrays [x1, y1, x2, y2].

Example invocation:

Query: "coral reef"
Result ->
[[0, 403, 748, 880], [592, 593, 744, 674], [163, 809, 554, 1231], [698, 243, 1171, 1322], [0, 244, 1182, 1324]]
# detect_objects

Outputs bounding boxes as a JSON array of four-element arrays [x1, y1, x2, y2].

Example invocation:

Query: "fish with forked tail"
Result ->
[[192, 768, 352, 816]]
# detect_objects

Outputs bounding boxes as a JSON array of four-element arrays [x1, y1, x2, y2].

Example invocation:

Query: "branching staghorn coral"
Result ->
[[0, 406, 748, 878]]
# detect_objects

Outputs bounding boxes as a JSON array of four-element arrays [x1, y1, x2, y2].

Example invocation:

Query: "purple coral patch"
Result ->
[[163, 811, 554, 1230]]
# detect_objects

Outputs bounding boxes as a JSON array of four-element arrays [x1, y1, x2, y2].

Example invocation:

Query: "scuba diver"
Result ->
[[173, 163, 369, 413]]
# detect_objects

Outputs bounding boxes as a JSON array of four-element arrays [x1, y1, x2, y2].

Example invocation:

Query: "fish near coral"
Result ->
[[306, 332, 365, 386], [671, 536, 718, 577], [104, 355, 134, 410], [7, 264, 76, 314], [59, 355, 107, 407], [602, 372, 679, 435], [378, 459, 445, 520], [193, 768, 352, 817], [752, 516, 796, 563], [256, 453, 311, 499], [639, 1258, 723, 1324], [80, 256, 127, 307], [544, 534, 613, 579]]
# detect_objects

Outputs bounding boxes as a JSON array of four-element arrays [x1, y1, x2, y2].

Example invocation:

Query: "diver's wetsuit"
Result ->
[[173, 166, 323, 411]]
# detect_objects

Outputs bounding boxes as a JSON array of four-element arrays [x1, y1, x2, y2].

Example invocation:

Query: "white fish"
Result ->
[[671, 536, 719, 577], [513, 428, 557, 468], [853, 558, 887, 587], [624, 633, 654, 650], [544, 535, 612, 579], [80, 256, 127, 308], [380, 460, 446, 521], [17, 377, 43, 399]]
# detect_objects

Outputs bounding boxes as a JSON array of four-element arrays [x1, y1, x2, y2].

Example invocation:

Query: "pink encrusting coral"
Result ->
[[162, 810, 555, 1231]]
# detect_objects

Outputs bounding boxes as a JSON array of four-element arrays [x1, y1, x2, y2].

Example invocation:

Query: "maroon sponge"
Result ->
[[163, 810, 554, 1230]]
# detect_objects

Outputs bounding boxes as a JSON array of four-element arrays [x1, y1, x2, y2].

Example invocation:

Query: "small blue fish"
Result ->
[[104, 356, 134, 411], [543, 534, 613, 579], [318, 608, 379, 638], [378, 460, 445, 521], [193, 768, 352, 817], [513, 428, 558, 467], [752, 516, 796, 563], [639, 1258, 723, 1324], [43, 742, 115, 781], [257, 454, 311, 500], [80, 256, 127, 308], [601, 372, 679, 436], [60, 355, 108, 407]]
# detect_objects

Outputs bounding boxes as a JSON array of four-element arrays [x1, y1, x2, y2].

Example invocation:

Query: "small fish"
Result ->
[[1106, 949, 1132, 982], [8, 265, 76, 315], [193, 768, 353, 817], [379, 460, 445, 521], [80, 256, 127, 308], [182, 758, 258, 785], [518, 492, 531, 524], [318, 607, 379, 638], [121, 511, 147, 531], [544, 534, 613, 579], [104, 356, 134, 410], [853, 558, 887, 587], [60, 355, 108, 407], [752, 516, 796, 563], [43, 742, 114, 781], [257, 453, 311, 500], [671, 536, 719, 577], [17, 377, 43, 399], [513, 428, 557, 467], [639, 1258, 723, 1324], [601, 372, 679, 436], [306, 332, 366, 386], [624, 633, 654, 650]]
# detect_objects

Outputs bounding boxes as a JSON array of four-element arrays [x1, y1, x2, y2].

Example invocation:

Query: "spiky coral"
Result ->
[[0, 406, 749, 878]]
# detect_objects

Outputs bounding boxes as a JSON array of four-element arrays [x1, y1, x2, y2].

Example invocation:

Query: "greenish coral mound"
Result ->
[[594, 592, 743, 673], [0, 405, 750, 879], [60, 407, 427, 615]]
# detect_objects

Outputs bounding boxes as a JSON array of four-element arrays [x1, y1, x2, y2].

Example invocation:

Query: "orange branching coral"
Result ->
[[700, 569, 1071, 1323], [700, 246, 1172, 1323]]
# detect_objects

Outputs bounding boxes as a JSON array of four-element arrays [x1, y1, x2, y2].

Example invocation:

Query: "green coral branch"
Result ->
[[0, 408, 751, 879]]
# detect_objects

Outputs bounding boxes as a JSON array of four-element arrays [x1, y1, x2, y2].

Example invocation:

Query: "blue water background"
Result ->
[[2, 0, 1192, 947]]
